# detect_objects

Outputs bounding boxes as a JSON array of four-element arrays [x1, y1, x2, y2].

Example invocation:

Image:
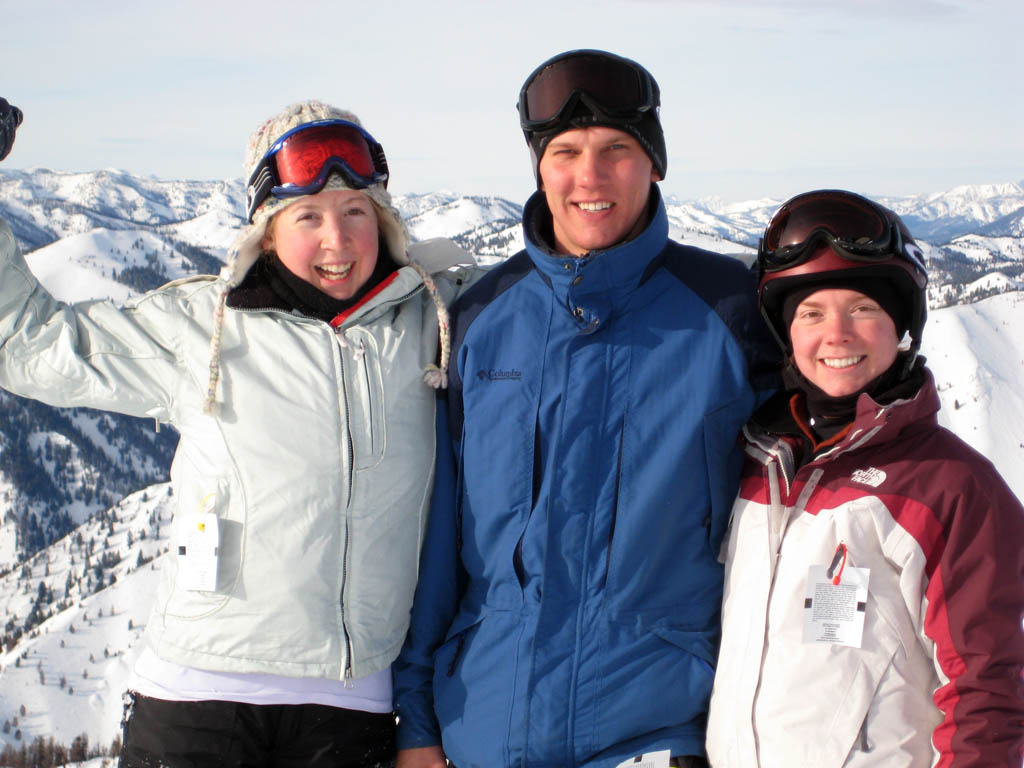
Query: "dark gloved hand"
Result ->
[[0, 99, 23, 162]]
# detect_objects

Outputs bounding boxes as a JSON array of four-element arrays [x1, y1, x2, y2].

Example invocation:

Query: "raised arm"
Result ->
[[0, 100, 180, 419]]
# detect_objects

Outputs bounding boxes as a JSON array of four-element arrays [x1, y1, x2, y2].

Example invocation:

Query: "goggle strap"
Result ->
[[246, 162, 278, 223], [370, 141, 390, 189]]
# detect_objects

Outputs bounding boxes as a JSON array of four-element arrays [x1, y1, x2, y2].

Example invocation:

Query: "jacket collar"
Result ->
[[226, 256, 427, 329], [844, 366, 940, 446], [523, 183, 669, 296], [747, 366, 942, 465]]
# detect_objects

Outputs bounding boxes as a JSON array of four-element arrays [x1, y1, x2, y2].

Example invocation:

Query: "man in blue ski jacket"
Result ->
[[394, 50, 779, 768]]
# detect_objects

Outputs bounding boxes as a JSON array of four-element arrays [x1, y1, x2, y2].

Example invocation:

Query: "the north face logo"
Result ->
[[851, 467, 887, 487], [476, 368, 523, 382]]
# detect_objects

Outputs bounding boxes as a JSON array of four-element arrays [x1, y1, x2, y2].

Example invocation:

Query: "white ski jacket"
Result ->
[[0, 218, 472, 681], [706, 374, 1024, 767]]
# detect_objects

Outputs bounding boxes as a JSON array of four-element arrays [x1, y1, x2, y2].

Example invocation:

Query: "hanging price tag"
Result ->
[[175, 493, 220, 592], [802, 564, 869, 648]]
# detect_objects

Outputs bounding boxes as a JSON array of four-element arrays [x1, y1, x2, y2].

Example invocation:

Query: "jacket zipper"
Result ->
[[336, 326, 356, 682], [330, 284, 422, 681], [751, 463, 823, 755]]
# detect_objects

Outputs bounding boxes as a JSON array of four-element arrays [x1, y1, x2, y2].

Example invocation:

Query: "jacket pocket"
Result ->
[[432, 612, 516, 766], [594, 623, 718, 751], [825, 637, 902, 765], [650, 625, 716, 675], [434, 612, 485, 678], [162, 476, 240, 619], [773, 592, 904, 766], [342, 330, 385, 471]]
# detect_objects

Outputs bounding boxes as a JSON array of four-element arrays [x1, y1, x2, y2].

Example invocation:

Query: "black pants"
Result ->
[[119, 693, 395, 768]]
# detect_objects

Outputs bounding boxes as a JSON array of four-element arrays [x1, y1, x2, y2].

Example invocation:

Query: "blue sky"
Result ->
[[3, 0, 1022, 204]]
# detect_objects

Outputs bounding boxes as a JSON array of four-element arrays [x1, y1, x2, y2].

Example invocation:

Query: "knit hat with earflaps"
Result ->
[[204, 101, 451, 414], [228, 100, 410, 284]]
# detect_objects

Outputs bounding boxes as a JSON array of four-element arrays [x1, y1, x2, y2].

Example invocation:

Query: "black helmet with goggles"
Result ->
[[758, 190, 929, 363]]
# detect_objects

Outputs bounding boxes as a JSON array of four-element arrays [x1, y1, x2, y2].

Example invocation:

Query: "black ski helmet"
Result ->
[[758, 190, 928, 362]]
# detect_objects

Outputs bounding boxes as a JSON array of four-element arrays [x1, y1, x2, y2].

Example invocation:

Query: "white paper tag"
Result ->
[[615, 749, 671, 768], [802, 564, 869, 648], [176, 494, 220, 592]]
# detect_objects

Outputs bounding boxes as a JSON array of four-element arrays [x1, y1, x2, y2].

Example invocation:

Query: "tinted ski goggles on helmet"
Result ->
[[246, 120, 389, 222], [758, 189, 925, 276], [518, 50, 658, 133]]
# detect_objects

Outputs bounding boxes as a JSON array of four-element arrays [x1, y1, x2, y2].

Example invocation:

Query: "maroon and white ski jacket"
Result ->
[[706, 370, 1024, 767]]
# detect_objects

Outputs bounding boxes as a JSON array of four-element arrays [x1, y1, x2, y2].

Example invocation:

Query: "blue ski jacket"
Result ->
[[395, 188, 779, 767]]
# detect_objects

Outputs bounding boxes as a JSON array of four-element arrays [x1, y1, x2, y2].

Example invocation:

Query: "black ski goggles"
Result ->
[[758, 189, 925, 275], [245, 119, 389, 223], [518, 50, 658, 133]]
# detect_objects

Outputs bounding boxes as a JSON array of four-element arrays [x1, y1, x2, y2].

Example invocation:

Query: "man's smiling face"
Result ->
[[538, 125, 659, 256]]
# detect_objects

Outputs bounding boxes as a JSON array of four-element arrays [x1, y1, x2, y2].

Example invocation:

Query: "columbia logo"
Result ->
[[851, 467, 886, 487], [476, 368, 523, 382]]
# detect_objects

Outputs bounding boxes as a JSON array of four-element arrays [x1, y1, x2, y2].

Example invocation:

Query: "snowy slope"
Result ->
[[923, 292, 1024, 501], [0, 485, 172, 755], [23, 229, 199, 305]]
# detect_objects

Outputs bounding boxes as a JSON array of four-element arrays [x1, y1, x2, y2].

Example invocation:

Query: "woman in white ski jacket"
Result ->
[[0, 99, 471, 766], [706, 190, 1024, 768]]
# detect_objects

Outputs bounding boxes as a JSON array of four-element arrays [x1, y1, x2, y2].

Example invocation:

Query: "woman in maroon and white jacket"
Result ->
[[706, 190, 1024, 768]]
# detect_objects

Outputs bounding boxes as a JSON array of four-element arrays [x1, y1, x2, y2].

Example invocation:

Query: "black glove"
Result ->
[[0, 99, 23, 162]]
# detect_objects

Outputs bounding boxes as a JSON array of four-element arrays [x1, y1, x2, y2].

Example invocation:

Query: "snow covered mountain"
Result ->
[[4, 169, 1023, 283], [0, 168, 1021, 756]]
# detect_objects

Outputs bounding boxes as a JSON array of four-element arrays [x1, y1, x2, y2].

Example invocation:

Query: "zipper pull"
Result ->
[[827, 542, 848, 585]]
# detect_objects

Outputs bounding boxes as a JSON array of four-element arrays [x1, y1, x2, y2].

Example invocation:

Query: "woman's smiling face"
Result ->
[[789, 288, 900, 397], [262, 188, 379, 300]]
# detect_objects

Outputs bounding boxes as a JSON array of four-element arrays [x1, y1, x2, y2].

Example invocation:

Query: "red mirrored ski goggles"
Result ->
[[245, 120, 389, 222]]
